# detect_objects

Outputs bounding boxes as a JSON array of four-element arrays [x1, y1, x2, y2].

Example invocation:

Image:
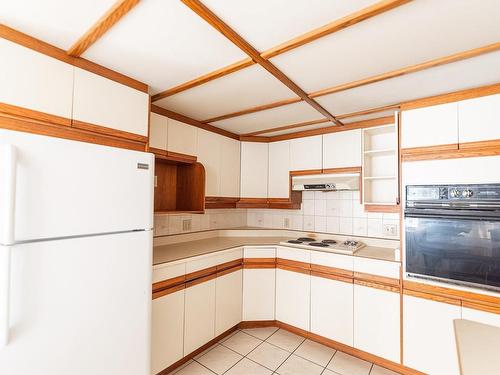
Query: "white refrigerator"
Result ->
[[0, 129, 154, 375]]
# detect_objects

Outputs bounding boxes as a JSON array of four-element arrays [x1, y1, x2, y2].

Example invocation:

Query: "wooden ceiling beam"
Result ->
[[67, 0, 140, 57], [243, 118, 330, 136], [180, 0, 343, 126]]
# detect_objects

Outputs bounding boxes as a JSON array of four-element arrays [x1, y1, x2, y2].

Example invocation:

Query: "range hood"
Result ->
[[292, 172, 360, 191]]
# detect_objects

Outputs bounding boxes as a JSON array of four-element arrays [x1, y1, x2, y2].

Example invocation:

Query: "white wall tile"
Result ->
[[339, 217, 353, 235], [326, 216, 339, 233], [315, 216, 327, 232], [169, 215, 181, 234], [314, 199, 327, 216], [339, 200, 353, 217], [303, 191, 315, 200], [352, 201, 367, 218], [272, 214, 284, 229], [326, 200, 340, 217], [340, 191, 353, 199], [303, 215, 314, 231], [303, 200, 315, 215], [368, 218, 384, 237], [263, 213, 273, 227], [292, 215, 303, 230], [353, 218, 368, 236]]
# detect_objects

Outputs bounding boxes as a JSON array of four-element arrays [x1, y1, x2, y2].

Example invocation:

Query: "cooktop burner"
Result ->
[[297, 237, 315, 242], [282, 237, 365, 254], [321, 239, 337, 244], [309, 242, 330, 247], [343, 240, 359, 247], [287, 240, 303, 244]]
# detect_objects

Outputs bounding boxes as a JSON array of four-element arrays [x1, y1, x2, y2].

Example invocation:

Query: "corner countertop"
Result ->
[[454, 319, 500, 375], [153, 228, 399, 266]]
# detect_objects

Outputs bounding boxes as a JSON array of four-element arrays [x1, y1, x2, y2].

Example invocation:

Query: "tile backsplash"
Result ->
[[154, 209, 247, 237], [247, 190, 400, 240]]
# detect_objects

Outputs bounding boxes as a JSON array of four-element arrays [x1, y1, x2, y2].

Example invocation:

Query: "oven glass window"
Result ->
[[405, 216, 500, 289]]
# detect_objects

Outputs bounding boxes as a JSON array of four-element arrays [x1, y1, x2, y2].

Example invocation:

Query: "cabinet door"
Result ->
[[462, 306, 500, 328], [149, 113, 168, 151], [290, 135, 322, 171], [323, 130, 361, 169], [215, 269, 243, 335], [73, 68, 149, 136], [403, 294, 461, 375], [242, 269, 275, 321], [311, 275, 353, 346], [220, 137, 241, 197], [276, 269, 310, 331], [151, 290, 184, 374], [240, 142, 268, 198], [401, 103, 458, 149], [197, 129, 221, 196], [268, 140, 290, 199], [354, 283, 400, 362], [459, 94, 500, 143], [184, 279, 216, 355], [167, 119, 198, 156], [0, 38, 73, 119]]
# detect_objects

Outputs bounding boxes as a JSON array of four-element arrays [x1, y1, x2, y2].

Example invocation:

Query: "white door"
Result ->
[[184, 279, 216, 354], [401, 103, 458, 149], [458, 94, 500, 143], [0, 231, 152, 375], [353, 283, 400, 362], [403, 294, 461, 375], [276, 269, 310, 331], [215, 269, 243, 335], [268, 140, 290, 199], [0, 130, 154, 242], [323, 130, 361, 169], [290, 135, 322, 171], [240, 142, 268, 198], [242, 269, 275, 321], [151, 290, 185, 374]]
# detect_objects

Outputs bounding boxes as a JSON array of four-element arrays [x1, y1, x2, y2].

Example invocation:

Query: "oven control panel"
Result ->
[[406, 184, 500, 202]]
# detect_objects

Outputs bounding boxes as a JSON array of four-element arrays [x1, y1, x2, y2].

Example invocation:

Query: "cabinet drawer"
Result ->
[[353, 257, 400, 279], [244, 247, 276, 258]]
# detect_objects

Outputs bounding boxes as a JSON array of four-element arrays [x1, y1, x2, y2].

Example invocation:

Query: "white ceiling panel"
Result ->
[[201, 0, 378, 51], [261, 123, 332, 137], [272, 0, 500, 92], [315, 51, 500, 115], [0, 0, 116, 50], [83, 0, 247, 92], [211, 101, 322, 134], [154, 65, 297, 120]]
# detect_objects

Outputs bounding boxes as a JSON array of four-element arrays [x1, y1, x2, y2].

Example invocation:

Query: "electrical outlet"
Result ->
[[384, 224, 398, 236], [182, 219, 192, 232], [283, 217, 290, 229]]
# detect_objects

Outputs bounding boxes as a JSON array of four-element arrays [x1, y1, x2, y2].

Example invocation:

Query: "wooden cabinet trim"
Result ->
[[276, 263, 311, 276], [72, 119, 148, 143], [353, 271, 400, 287], [311, 270, 353, 284], [185, 273, 217, 289], [321, 166, 362, 174], [205, 196, 239, 209], [243, 257, 277, 269], [354, 279, 400, 293], [152, 275, 186, 294], [216, 259, 243, 272], [289, 169, 323, 176], [364, 204, 401, 213], [185, 266, 218, 283], [310, 263, 353, 278], [276, 258, 311, 270], [462, 301, 500, 315], [152, 283, 185, 300], [0, 102, 71, 127], [403, 289, 461, 306], [217, 264, 243, 278]]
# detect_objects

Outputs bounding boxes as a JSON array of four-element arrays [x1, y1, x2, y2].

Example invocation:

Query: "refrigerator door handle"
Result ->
[[0, 144, 17, 245], [0, 246, 11, 347]]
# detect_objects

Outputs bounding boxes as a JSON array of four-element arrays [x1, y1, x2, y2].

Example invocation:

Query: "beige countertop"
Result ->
[[454, 319, 500, 375], [153, 232, 398, 265]]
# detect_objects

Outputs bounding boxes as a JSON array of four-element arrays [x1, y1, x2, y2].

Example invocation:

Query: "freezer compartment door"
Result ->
[[0, 230, 152, 375], [0, 129, 153, 242]]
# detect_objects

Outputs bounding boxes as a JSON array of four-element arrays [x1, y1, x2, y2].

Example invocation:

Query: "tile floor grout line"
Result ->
[[241, 326, 279, 341], [318, 348, 337, 375], [272, 329, 309, 375], [192, 357, 218, 375]]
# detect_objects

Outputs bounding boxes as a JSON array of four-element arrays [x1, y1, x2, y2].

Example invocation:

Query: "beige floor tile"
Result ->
[[194, 343, 219, 360], [322, 369, 339, 375], [370, 365, 401, 375], [196, 344, 242, 374], [247, 342, 290, 371], [219, 329, 240, 343], [242, 327, 279, 340], [168, 360, 194, 374], [266, 329, 305, 352], [294, 339, 336, 367], [174, 361, 216, 375], [327, 351, 372, 375], [275, 354, 324, 375], [225, 358, 273, 375], [222, 331, 262, 355]]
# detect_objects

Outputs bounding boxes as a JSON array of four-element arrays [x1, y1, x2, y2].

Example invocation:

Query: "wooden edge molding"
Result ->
[[243, 257, 276, 269], [185, 266, 218, 283], [158, 325, 239, 375], [150, 104, 239, 140], [290, 169, 323, 176], [401, 141, 500, 162], [0, 102, 71, 127], [217, 264, 243, 278], [276, 258, 311, 271], [238, 320, 277, 329], [72, 119, 148, 143], [148, 147, 167, 157], [276, 263, 311, 276], [152, 275, 186, 294], [236, 198, 270, 208], [311, 270, 353, 284], [216, 259, 243, 272], [403, 289, 461, 306], [152, 283, 185, 300], [0, 114, 146, 151], [67, 0, 140, 57], [353, 271, 401, 287], [0, 24, 148, 93], [185, 273, 217, 288], [242, 118, 329, 137], [243, 263, 276, 269], [239, 135, 270, 143], [310, 264, 353, 278], [355, 279, 400, 293], [462, 301, 500, 315], [205, 196, 239, 209], [364, 204, 401, 213], [322, 166, 362, 174]]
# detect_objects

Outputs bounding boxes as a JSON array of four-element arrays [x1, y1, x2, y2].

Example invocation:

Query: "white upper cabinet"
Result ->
[[401, 102, 458, 149], [290, 135, 322, 171], [149, 113, 168, 151], [458, 94, 500, 143], [167, 119, 198, 156], [323, 130, 361, 169], [268, 140, 291, 199], [0, 39, 73, 119], [197, 129, 221, 196], [240, 142, 269, 198], [219, 136, 241, 197], [73, 68, 149, 136]]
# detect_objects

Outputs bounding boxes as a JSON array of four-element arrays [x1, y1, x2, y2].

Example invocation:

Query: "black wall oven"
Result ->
[[405, 184, 500, 291]]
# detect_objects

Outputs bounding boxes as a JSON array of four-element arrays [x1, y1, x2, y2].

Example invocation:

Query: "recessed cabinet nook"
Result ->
[[2, 2, 500, 375]]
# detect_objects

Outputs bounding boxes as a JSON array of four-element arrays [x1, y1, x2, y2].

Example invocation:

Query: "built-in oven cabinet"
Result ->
[[403, 294, 461, 375], [401, 102, 459, 149], [458, 93, 500, 144]]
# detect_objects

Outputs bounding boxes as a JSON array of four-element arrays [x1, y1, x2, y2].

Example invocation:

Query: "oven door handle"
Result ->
[[405, 212, 500, 221]]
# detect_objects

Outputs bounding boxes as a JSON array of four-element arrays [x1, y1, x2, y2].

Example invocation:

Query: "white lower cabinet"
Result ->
[[276, 268, 310, 330], [151, 290, 185, 375], [354, 283, 400, 362], [243, 268, 275, 321], [215, 269, 243, 335], [462, 306, 500, 328], [184, 279, 216, 355], [311, 275, 353, 346], [403, 294, 461, 375]]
